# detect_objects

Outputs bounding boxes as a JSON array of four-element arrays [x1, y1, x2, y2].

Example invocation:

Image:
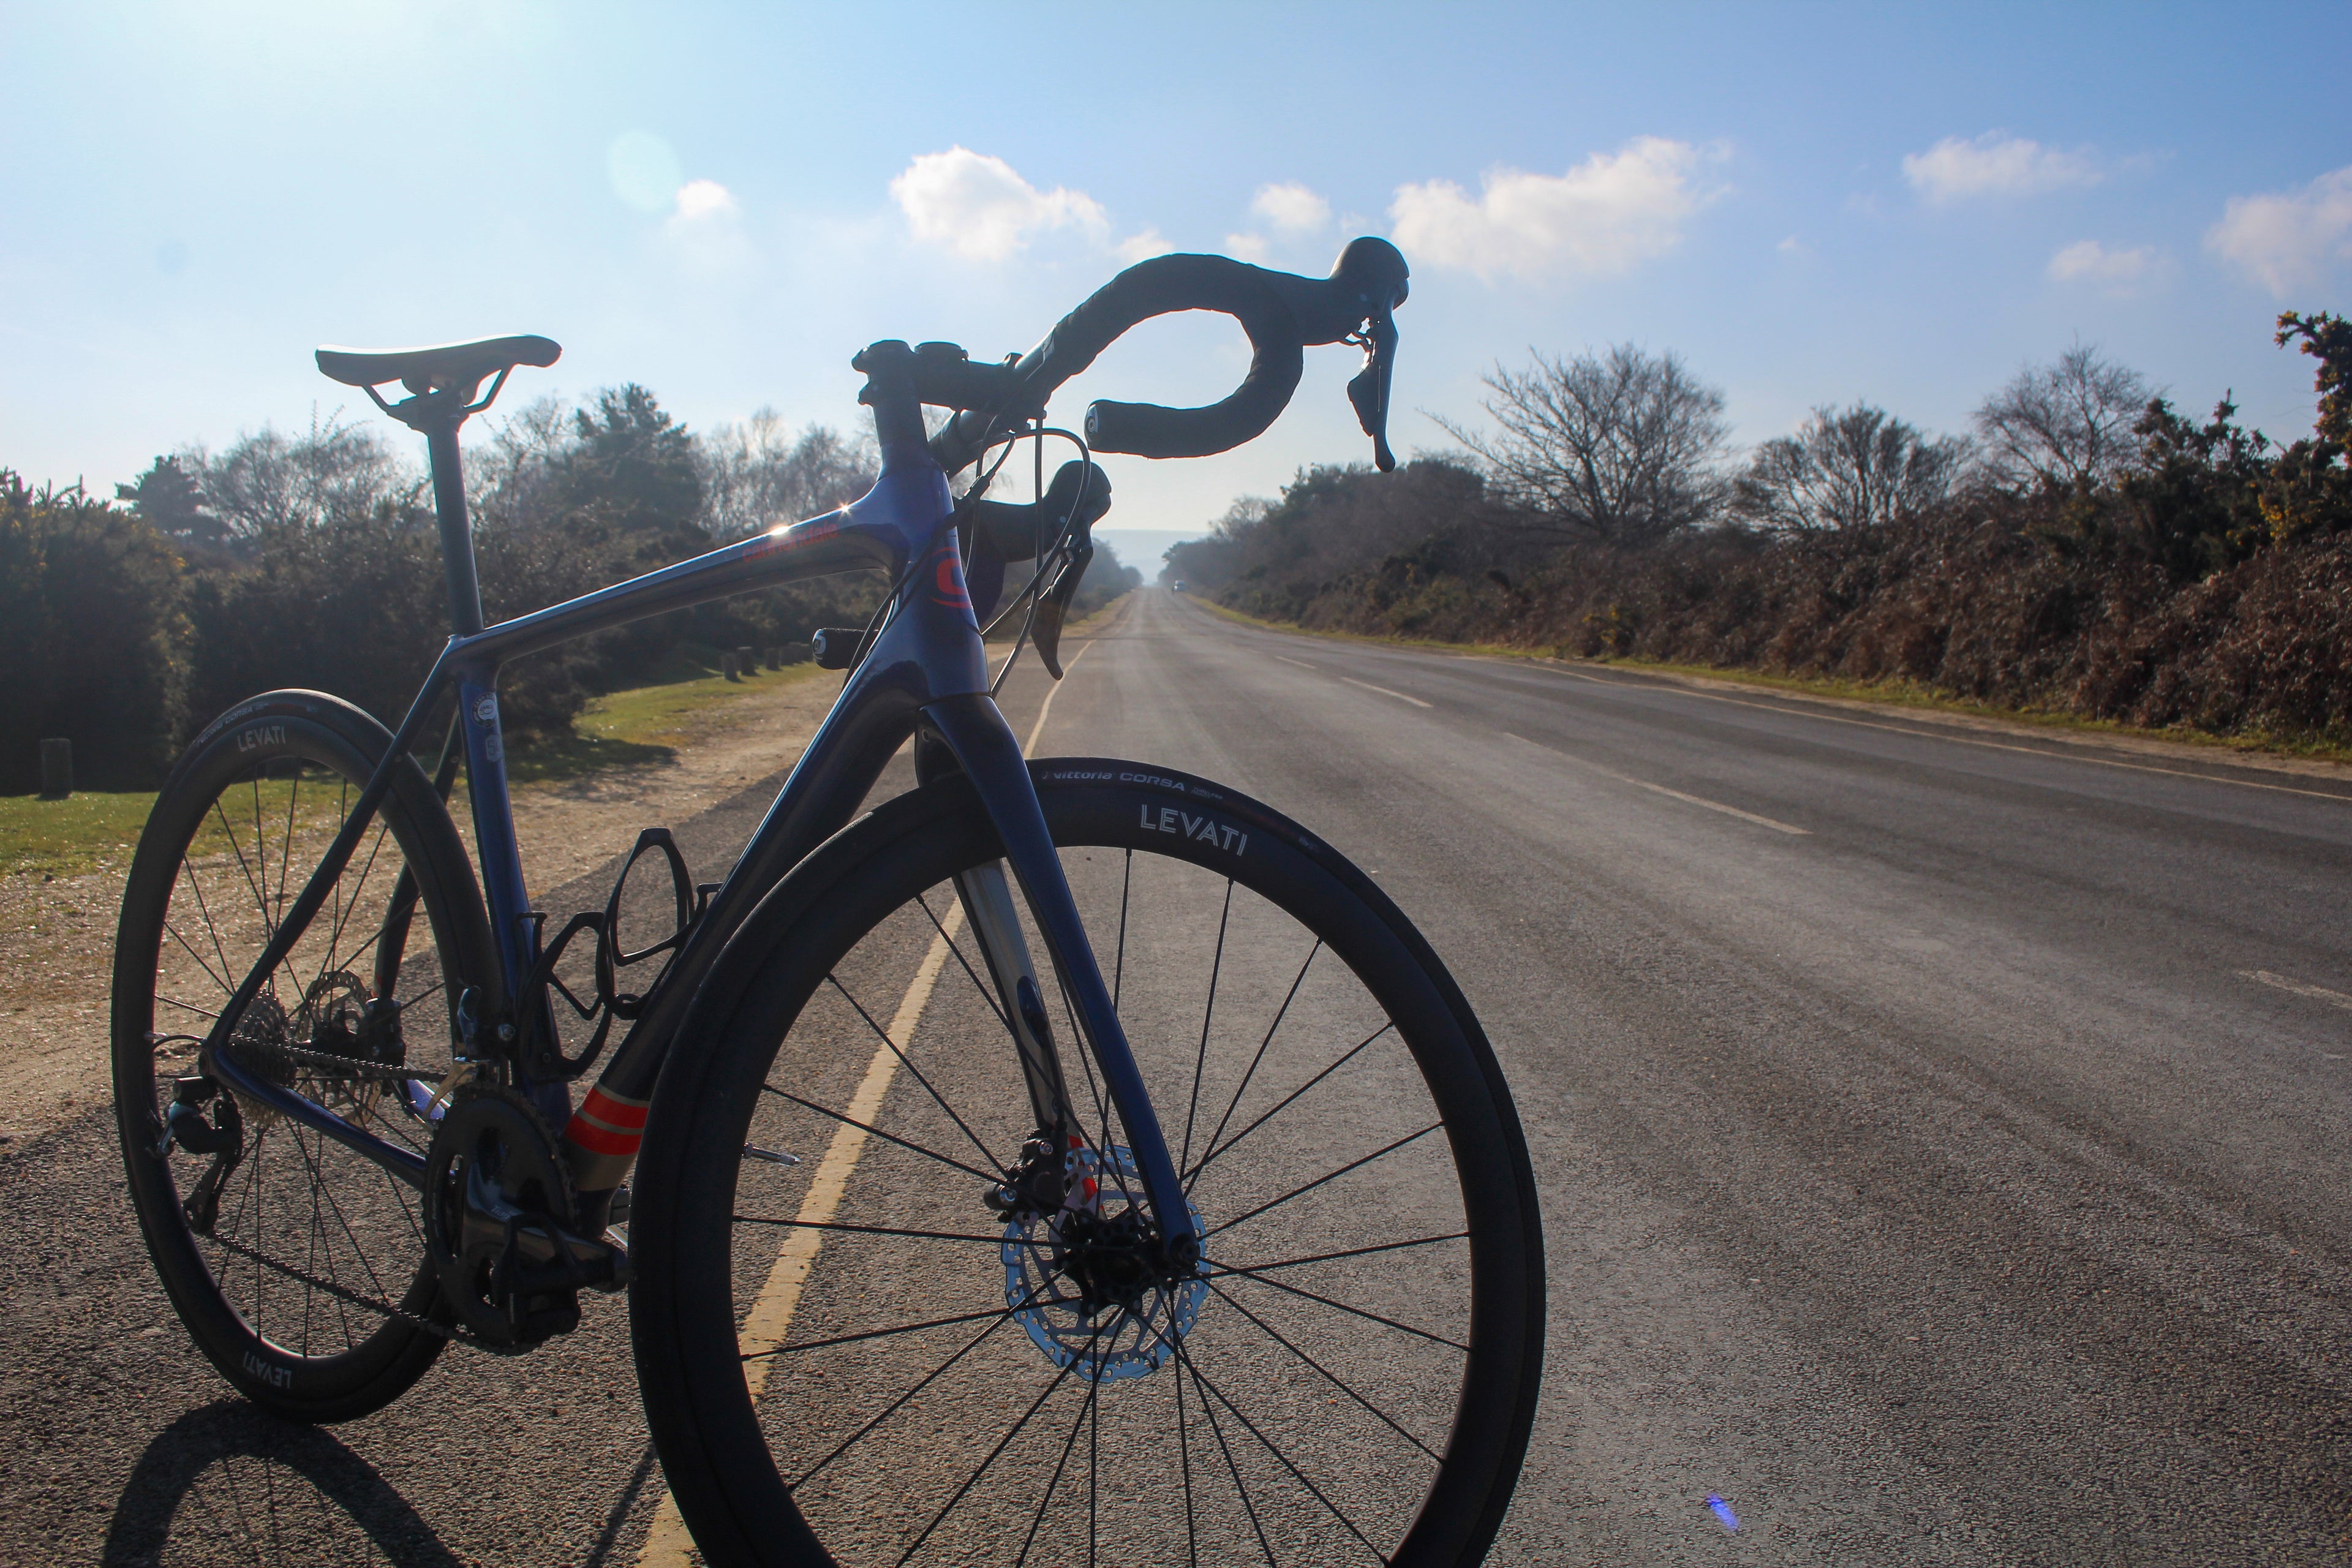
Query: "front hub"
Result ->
[[1000, 1144, 1207, 1382]]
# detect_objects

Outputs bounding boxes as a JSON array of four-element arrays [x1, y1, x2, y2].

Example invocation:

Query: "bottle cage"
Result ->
[[515, 827, 706, 1079]]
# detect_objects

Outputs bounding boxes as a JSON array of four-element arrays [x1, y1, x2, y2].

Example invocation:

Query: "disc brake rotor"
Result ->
[[1002, 1145, 1207, 1383]]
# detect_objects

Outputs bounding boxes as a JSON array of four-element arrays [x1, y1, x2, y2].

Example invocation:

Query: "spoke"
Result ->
[[311, 817, 392, 1006], [728, 1216, 1005, 1245], [1113, 848, 1131, 1012], [916, 892, 1012, 1034], [824, 974, 1003, 1175], [1185, 1351, 1384, 1562], [743, 1302, 1025, 1363], [210, 797, 298, 997], [291, 1114, 397, 1309], [277, 771, 302, 937], [1203, 1277, 1441, 1461], [1088, 1338, 1101, 1568], [176, 860, 238, 996], [159, 920, 232, 998], [1213, 1231, 1468, 1275], [1209, 1123, 1444, 1237], [758, 1085, 1000, 1185], [1177, 1333, 1198, 1567], [1205, 1259, 1468, 1352], [895, 1332, 1092, 1565], [1177, 879, 1235, 1174], [1178, 1340, 1276, 1566], [155, 994, 224, 1022], [1190, 940, 1321, 1194], [792, 1305, 1030, 1490], [388, 978, 447, 1017], [1054, 972, 1135, 1212], [1018, 1350, 1101, 1567], [1185, 1023, 1396, 1186], [249, 775, 268, 939]]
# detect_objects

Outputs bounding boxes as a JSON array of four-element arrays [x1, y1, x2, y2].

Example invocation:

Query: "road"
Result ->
[[8, 584, 2352, 1564]]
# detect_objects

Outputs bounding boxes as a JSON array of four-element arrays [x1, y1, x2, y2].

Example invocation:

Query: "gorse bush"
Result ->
[[1172, 311, 2352, 748]]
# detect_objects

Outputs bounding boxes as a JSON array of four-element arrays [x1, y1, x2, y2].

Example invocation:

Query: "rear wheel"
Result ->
[[111, 691, 496, 1422], [633, 761, 1544, 1566]]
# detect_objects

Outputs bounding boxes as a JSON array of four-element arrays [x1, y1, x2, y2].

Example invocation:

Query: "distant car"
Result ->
[[1171, 579, 1185, 592]]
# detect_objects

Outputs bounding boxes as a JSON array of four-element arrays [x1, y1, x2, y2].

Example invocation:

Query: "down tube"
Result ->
[[921, 693, 1201, 1262]]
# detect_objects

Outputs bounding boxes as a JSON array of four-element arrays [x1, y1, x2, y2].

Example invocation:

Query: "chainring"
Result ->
[[423, 1085, 580, 1349]]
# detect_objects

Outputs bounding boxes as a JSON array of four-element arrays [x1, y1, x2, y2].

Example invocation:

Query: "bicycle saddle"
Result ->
[[315, 334, 562, 395]]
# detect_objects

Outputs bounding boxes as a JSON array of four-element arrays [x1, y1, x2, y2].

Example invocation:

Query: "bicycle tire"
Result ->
[[111, 690, 497, 1422], [633, 758, 1544, 1567]]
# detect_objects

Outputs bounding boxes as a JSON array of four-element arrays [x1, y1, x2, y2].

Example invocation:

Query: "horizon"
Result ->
[[5, 2, 2348, 533]]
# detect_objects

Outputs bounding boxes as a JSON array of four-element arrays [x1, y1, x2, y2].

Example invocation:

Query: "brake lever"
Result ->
[[1030, 532, 1094, 680], [1347, 309, 1399, 472]]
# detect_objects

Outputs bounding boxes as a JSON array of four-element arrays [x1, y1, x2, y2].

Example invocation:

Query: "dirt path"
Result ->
[[0, 669, 843, 1146]]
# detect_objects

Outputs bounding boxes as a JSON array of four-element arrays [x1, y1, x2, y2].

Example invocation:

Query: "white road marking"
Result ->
[[1273, 655, 1318, 670], [636, 638, 1090, 1566], [1340, 676, 1433, 709], [2239, 970, 2352, 1011], [1503, 731, 1812, 835]]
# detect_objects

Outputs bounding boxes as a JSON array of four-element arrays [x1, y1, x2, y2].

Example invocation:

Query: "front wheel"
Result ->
[[632, 760, 1544, 1567]]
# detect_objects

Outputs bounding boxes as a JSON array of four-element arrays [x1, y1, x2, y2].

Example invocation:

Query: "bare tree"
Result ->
[[1435, 344, 1731, 545], [697, 410, 875, 537], [467, 394, 573, 532], [186, 409, 418, 537], [1973, 342, 2154, 490], [1732, 403, 1971, 533]]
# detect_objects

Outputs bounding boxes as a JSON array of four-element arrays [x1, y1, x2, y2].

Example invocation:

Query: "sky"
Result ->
[[4, 1, 2350, 538]]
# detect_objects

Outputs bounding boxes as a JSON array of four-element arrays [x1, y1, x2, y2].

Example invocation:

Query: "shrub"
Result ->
[[0, 473, 189, 790]]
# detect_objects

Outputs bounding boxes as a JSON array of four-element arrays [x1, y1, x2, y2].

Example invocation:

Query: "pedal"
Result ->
[[811, 627, 864, 669]]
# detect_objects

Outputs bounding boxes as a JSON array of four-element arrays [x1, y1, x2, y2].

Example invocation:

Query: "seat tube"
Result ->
[[424, 420, 486, 637]]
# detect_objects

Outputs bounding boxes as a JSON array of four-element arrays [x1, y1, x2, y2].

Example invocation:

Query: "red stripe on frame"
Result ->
[[565, 1115, 640, 1158], [581, 1087, 649, 1130]]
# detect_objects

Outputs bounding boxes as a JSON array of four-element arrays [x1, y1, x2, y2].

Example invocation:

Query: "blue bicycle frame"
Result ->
[[193, 356, 1201, 1268]]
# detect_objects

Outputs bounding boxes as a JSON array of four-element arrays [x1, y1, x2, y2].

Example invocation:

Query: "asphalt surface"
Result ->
[[9, 584, 2352, 1564]]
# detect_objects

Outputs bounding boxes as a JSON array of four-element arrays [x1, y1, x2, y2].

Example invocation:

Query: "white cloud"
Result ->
[[2206, 165, 2352, 296], [1223, 232, 1270, 263], [2048, 239, 2162, 294], [663, 179, 750, 275], [673, 179, 737, 221], [1388, 137, 1721, 282], [1777, 234, 1809, 257], [1902, 134, 2098, 203], [1251, 183, 1330, 233], [890, 147, 1108, 262], [1117, 228, 1176, 263]]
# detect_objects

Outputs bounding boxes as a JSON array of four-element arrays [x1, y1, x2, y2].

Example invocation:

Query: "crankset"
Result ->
[[423, 1086, 627, 1349]]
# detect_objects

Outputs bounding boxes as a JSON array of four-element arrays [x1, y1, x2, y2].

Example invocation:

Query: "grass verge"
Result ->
[[1189, 596, 2352, 767], [505, 662, 827, 785], [0, 791, 156, 878]]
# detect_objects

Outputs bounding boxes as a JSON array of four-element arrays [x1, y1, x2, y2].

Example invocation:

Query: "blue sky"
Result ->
[[5, 1, 2348, 536]]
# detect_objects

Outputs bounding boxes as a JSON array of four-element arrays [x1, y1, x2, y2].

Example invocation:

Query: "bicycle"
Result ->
[[111, 236, 1545, 1566]]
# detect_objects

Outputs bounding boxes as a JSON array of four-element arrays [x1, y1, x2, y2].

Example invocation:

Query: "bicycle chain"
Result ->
[[224, 1040, 450, 1087], [199, 1230, 503, 1353]]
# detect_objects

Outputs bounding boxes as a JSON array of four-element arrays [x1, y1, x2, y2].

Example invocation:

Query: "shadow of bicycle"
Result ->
[[102, 1400, 462, 1567]]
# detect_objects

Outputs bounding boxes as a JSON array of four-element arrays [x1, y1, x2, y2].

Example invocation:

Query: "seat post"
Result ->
[[421, 416, 486, 638]]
